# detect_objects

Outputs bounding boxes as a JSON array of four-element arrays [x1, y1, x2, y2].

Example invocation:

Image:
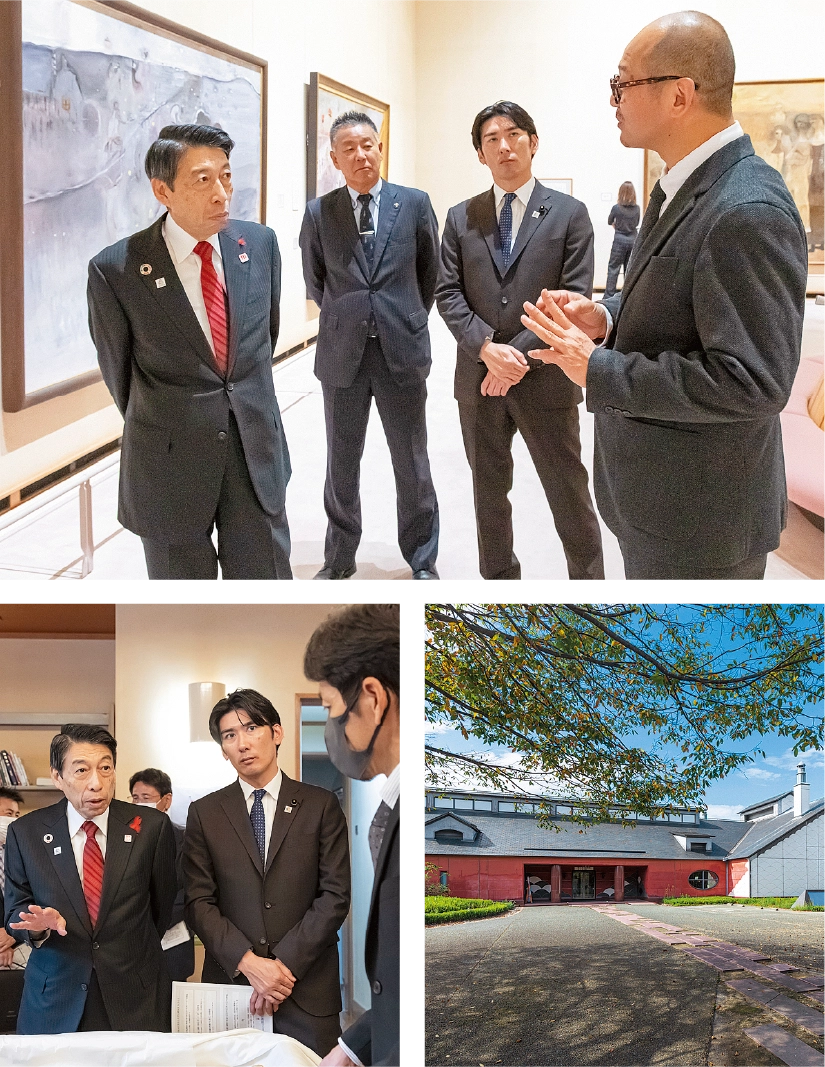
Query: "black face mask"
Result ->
[[324, 691, 388, 781]]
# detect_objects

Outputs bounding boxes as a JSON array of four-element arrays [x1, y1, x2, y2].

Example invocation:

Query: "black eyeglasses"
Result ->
[[610, 74, 696, 104]]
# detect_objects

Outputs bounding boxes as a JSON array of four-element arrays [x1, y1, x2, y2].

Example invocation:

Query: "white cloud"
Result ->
[[705, 804, 742, 821], [734, 766, 781, 781], [425, 722, 463, 735]]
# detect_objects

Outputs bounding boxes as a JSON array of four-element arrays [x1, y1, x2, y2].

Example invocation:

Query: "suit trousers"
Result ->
[[321, 336, 439, 572], [620, 544, 768, 579], [458, 393, 604, 580], [77, 970, 112, 1032], [141, 412, 292, 580]]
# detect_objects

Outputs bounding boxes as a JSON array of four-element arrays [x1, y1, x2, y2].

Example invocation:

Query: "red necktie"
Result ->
[[82, 820, 104, 927], [194, 241, 229, 375]]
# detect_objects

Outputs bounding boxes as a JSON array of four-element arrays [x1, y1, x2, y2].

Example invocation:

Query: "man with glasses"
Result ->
[[522, 10, 808, 579]]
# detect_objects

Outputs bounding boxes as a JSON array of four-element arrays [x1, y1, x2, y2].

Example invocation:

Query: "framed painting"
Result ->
[[307, 73, 389, 201], [537, 178, 573, 196], [0, 0, 267, 413], [644, 79, 824, 280]]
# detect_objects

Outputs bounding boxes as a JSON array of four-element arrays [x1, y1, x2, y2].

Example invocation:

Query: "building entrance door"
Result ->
[[571, 870, 595, 899]]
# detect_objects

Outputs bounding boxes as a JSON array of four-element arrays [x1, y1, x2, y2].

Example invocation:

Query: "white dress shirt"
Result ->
[[348, 177, 382, 235], [493, 176, 536, 252], [599, 123, 745, 339], [238, 769, 283, 859], [380, 763, 400, 810], [162, 213, 226, 355]]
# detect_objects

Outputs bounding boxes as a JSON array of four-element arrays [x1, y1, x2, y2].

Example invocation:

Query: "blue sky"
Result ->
[[426, 605, 824, 821]]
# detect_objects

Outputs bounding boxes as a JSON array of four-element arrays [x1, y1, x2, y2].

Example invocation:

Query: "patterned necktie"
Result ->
[[499, 191, 517, 271], [81, 821, 104, 926], [357, 193, 375, 267], [249, 788, 266, 862], [368, 800, 392, 869], [193, 241, 229, 375]]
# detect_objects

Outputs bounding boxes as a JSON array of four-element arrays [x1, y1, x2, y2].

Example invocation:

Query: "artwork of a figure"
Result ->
[[808, 114, 824, 252], [785, 113, 814, 231]]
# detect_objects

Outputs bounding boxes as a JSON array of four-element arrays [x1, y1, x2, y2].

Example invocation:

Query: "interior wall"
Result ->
[[0, 0, 417, 498], [415, 0, 825, 289]]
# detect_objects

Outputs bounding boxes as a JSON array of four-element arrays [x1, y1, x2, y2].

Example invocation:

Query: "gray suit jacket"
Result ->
[[300, 183, 440, 388], [588, 135, 808, 566], [87, 215, 291, 541], [436, 181, 594, 406]]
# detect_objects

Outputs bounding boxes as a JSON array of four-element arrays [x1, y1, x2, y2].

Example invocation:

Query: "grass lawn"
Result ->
[[663, 895, 824, 911], [425, 896, 515, 924]]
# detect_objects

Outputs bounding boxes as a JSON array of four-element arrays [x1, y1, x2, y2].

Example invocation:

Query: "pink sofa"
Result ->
[[781, 300, 824, 517]]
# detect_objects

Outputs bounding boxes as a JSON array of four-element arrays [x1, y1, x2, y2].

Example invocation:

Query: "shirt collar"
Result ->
[[659, 122, 744, 203], [494, 175, 536, 209], [163, 212, 222, 266], [239, 768, 282, 802], [347, 177, 382, 208], [380, 763, 400, 810], [66, 802, 109, 839]]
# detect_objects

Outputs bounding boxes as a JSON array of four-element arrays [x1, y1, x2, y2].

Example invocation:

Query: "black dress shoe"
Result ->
[[314, 564, 357, 580], [412, 568, 439, 579]]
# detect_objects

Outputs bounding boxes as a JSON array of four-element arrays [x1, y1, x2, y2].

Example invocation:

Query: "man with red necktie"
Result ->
[[88, 124, 292, 580], [3, 724, 177, 1033]]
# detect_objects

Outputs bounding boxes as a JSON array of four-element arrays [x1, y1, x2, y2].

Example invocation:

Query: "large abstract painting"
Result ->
[[307, 73, 389, 201], [644, 79, 824, 285], [0, 0, 266, 412]]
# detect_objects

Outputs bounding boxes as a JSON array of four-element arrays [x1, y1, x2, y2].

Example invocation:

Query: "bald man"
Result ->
[[522, 11, 808, 580]]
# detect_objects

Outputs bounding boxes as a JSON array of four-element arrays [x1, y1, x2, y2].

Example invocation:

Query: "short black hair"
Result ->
[[0, 787, 24, 806], [144, 124, 234, 188], [471, 101, 538, 152], [330, 110, 378, 147], [303, 604, 399, 705], [50, 724, 117, 775], [209, 688, 281, 750], [129, 768, 172, 797]]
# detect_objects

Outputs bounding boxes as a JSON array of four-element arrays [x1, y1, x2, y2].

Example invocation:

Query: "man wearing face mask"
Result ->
[[0, 788, 28, 971], [303, 604, 400, 1067], [130, 768, 194, 982]]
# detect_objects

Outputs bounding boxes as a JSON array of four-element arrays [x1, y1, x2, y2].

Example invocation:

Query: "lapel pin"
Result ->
[[124, 834, 132, 842], [238, 237, 246, 246], [239, 252, 249, 263], [140, 264, 152, 275], [54, 846, 62, 855], [393, 202, 399, 208], [155, 277, 166, 288], [43, 834, 53, 843], [284, 805, 293, 813], [532, 210, 540, 218]]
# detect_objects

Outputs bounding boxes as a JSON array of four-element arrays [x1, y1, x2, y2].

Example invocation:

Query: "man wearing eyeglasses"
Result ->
[[522, 10, 808, 579]]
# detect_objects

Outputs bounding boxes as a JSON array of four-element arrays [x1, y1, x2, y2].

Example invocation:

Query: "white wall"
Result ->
[[415, 0, 825, 286]]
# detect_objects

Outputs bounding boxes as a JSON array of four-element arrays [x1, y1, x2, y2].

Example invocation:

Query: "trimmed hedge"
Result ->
[[663, 895, 806, 909], [425, 896, 515, 924]]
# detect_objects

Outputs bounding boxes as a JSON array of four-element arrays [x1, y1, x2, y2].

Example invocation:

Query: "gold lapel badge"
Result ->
[[140, 263, 152, 275]]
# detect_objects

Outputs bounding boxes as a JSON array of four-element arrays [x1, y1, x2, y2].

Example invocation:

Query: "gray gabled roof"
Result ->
[[738, 790, 792, 815], [425, 812, 480, 833], [726, 799, 824, 860]]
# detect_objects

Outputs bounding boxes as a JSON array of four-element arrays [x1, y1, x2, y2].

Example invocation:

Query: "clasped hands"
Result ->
[[519, 289, 609, 388], [238, 949, 296, 1015]]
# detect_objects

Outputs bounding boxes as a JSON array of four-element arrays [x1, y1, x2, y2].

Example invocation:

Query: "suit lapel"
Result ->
[[219, 782, 263, 876], [504, 182, 552, 275], [371, 184, 401, 275], [264, 774, 302, 875], [367, 800, 398, 924], [94, 801, 135, 933], [42, 800, 92, 937], [480, 189, 506, 277], [219, 226, 249, 378], [333, 186, 370, 281]]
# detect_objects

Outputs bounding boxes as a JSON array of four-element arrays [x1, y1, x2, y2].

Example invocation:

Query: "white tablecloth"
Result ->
[[0, 1028, 321, 1067]]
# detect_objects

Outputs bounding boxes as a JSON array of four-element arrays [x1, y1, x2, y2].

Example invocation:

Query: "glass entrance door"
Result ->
[[571, 870, 596, 899]]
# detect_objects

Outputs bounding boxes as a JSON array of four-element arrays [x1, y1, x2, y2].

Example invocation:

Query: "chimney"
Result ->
[[793, 763, 810, 818]]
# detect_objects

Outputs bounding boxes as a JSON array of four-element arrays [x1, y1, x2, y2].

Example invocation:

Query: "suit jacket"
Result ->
[[300, 183, 440, 388], [164, 822, 195, 981], [340, 800, 399, 1067], [87, 215, 291, 541], [436, 181, 594, 406], [183, 774, 350, 1016], [3, 798, 177, 1034], [587, 136, 808, 566]]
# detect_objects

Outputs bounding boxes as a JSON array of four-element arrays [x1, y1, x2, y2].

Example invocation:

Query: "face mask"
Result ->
[[135, 801, 159, 808], [0, 815, 15, 845], [324, 693, 387, 781]]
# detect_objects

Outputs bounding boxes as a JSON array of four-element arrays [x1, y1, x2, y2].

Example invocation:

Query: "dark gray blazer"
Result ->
[[183, 774, 350, 1017], [87, 215, 291, 542], [436, 181, 594, 406], [299, 182, 440, 388], [3, 798, 177, 1034], [587, 136, 808, 566]]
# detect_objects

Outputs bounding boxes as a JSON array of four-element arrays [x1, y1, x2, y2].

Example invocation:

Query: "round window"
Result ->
[[688, 870, 719, 890]]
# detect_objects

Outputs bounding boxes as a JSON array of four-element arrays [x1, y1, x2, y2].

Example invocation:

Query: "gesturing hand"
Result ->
[[521, 290, 597, 389], [9, 905, 67, 936], [537, 289, 609, 340]]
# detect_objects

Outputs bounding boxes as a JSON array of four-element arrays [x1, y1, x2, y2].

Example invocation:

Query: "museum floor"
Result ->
[[0, 311, 814, 581]]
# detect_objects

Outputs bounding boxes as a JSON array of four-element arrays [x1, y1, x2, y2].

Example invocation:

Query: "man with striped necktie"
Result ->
[[88, 124, 292, 580], [3, 724, 177, 1033]]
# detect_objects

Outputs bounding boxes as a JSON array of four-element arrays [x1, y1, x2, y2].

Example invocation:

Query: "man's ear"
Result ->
[[477, 147, 488, 167], [329, 149, 342, 173], [360, 676, 388, 725], [530, 134, 539, 159], [150, 177, 171, 206]]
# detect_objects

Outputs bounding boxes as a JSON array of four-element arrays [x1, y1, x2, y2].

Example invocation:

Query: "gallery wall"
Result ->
[[0, 0, 417, 503], [415, 0, 825, 288]]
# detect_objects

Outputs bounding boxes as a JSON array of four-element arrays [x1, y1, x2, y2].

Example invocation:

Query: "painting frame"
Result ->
[[0, 0, 268, 413], [644, 78, 824, 286], [537, 178, 573, 196], [307, 72, 390, 202]]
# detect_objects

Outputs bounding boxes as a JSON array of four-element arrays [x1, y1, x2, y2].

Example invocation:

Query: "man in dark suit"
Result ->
[[88, 124, 292, 580], [129, 768, 194, 983], [304, 604, 399, 1067], [522, 12, 808, 579], [183, 689, 350, 1058], [3, 724, 176, 1033], [436, 101, 604, 580], [300, 111, 440, 580]]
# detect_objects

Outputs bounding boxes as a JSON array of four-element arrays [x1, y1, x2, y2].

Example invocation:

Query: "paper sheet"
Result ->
[[171, 981, 274, 1034], [162, 921, 191, 950]]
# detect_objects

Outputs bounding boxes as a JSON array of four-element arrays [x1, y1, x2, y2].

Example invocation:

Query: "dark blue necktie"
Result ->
[[250, 788, 266, 862], [357, 193, 375, 266], [499, 191, 517, 270]]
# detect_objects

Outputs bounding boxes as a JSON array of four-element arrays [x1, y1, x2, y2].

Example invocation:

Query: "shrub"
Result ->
[[424, 896, 514, 924], [663, 895, 804, 909], [425, 861, 450, 897]]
